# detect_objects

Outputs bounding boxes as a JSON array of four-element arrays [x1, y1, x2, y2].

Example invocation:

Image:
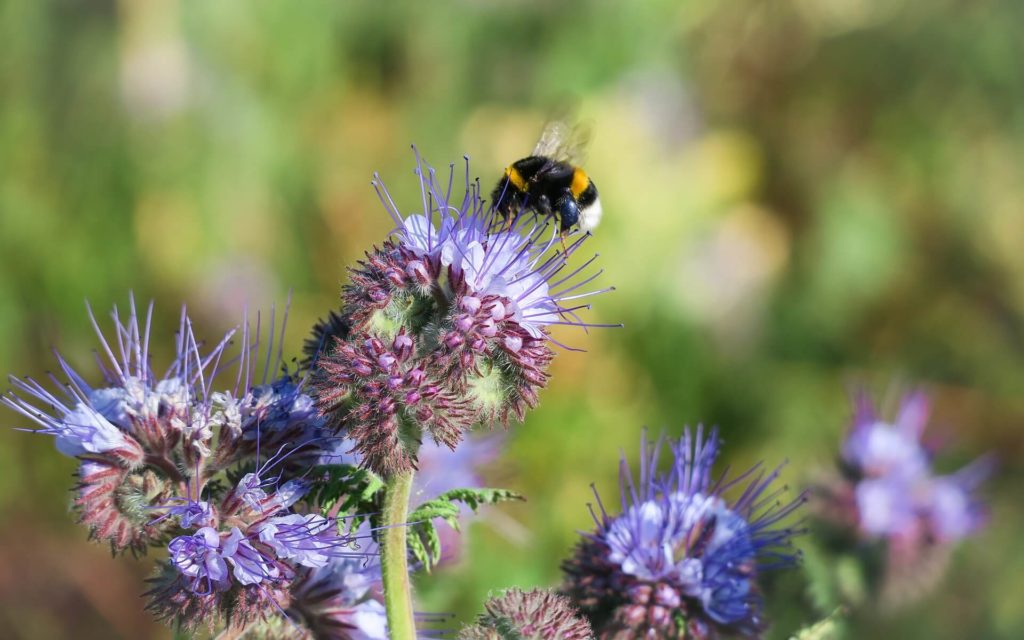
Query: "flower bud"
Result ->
[[459, 588, 592, 640], [460, 296, 482, 313]]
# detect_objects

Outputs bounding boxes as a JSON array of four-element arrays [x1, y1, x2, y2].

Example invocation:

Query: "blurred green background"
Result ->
[[2, 0, 1023, 638]]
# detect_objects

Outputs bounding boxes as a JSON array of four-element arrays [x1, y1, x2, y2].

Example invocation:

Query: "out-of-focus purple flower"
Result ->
[[813, 390, 992, 610], [288, 554, 388, 640], [413, 435, 502, 501], [842, 392, 930, 481], [837, 392, 989, 544], [563, 427, 804, 639], [317, 433, 501, 567]]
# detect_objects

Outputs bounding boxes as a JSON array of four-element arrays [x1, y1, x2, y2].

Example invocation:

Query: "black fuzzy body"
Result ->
[[491, 155, 598, 233]]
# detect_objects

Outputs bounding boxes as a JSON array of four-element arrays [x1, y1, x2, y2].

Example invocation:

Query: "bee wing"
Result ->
[[531, 120, 592, 165]]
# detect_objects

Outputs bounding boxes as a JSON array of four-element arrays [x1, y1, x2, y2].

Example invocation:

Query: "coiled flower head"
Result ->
[[562, 428, 805, 639], [314, 153, 615, 477], [460, 588, 593, 640]]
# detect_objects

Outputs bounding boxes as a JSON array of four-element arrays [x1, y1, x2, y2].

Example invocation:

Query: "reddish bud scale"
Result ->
[[76, 461, 172, 555], [129, 411, 183, 459]]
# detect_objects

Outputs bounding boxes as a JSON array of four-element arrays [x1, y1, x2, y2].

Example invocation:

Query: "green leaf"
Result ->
[[801, 539, 840, 613], [307, 464, 385, 527], [406, 487, 524, 572], [789, 608, 846, 640]]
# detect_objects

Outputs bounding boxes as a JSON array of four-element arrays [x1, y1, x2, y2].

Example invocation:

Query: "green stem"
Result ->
[[381, 469, 416, 639]]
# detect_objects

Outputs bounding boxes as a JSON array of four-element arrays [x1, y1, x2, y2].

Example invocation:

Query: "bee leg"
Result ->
[[559, 231, 570, 256], [555, 193, 580, 256]]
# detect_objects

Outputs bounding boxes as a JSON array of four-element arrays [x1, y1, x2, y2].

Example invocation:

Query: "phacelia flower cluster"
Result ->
[[460, 588, 593, 640], [839, 392, 988, 543], [313, 153, 614, 477], [2, 299, 387, 636], [562, 427, 805, 639], [813, 391, 990, 607]]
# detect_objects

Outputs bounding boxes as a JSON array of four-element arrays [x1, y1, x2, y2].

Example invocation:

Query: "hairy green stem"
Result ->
[[381, 469, 416, 639]]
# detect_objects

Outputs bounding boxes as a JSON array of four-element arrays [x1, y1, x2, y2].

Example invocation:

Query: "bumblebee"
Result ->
[[491, 121, 602, 235]]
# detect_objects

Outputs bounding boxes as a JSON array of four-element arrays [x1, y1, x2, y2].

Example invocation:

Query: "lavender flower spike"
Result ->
[[563, 427, 805, 639]]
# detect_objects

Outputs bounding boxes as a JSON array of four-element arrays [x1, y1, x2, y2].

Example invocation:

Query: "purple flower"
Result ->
[[30, 399, 133, 457], [1, 297, 236, 466], [926, 465, 988, 542], [168, 527, 230, 593], [842, 392, 930, 480], [313, 154, 615, 475], [222, 526, 281, 586], [157, 498, 215, 529], [380, 155, 616, 341], [839, 391, 989, 544], [255, 514, 352, 569], [562, 427, 805, 638], [289, 553, 388, 640]]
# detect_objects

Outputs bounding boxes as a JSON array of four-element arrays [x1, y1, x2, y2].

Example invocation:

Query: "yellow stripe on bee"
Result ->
[[506, 166, 527, 191], [570, 167, 589, 199]]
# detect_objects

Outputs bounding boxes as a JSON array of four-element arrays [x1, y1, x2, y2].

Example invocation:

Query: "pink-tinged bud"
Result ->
[[369, 287, 389, 303], [445, 333, 465, 349], [387, 376, 404, 390], [379, 397, 396, 415], [489, 300, 506, 320], [415, 406, 434, 423], [460, 351, 475, 370], [385, 268, 405, 287], [479, 318, 497, 337], [621, 604, 648, 625], [406, 368, 425, 386], [504, 335, 523, 353], [654, 583, 681, 608], [471, 337, 487, 352], [455, 314, 474, 332], [365, 337, 386, 355], [421, 385, 439, 398], [406, 260, 431, 286], [404, 391, 421, 405], [377, 353, 397, 371], [393, 333, 414, 360], [353, 361, 373, 377], [460, 296, 482, 314]]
